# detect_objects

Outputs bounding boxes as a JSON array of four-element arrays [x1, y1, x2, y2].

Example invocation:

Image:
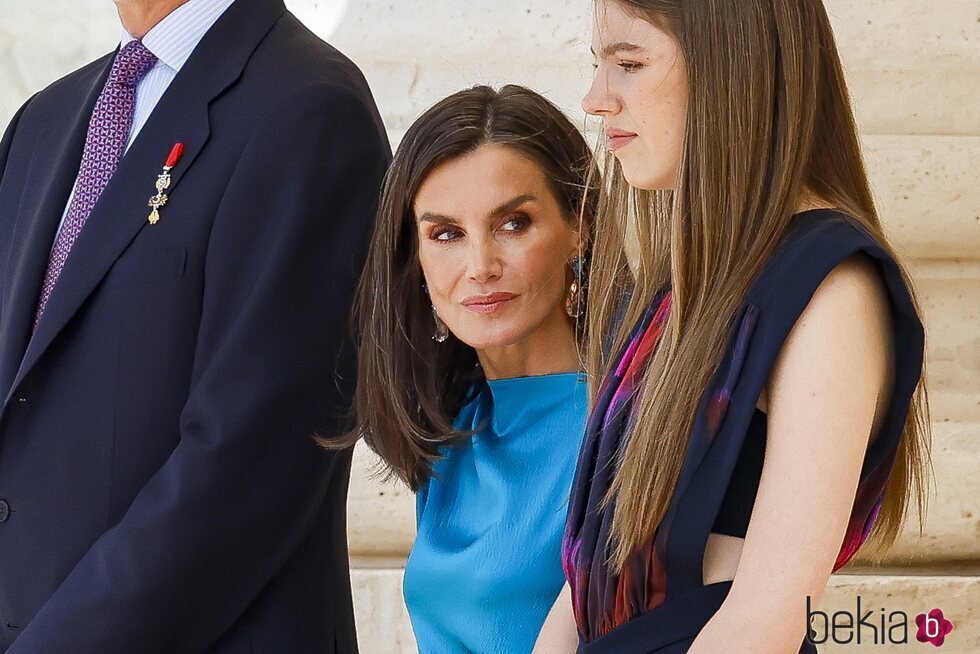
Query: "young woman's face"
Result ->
[[414, 144, 579, 354], [584, 0, 688, 190]]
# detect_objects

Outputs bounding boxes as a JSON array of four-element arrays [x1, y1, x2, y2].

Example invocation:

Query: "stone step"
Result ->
[[350, 567, 980, 653], [348, 415, 980, 564]]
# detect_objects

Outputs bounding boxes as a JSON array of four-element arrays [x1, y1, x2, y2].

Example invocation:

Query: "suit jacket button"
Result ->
[[0, 500, 9, 523]]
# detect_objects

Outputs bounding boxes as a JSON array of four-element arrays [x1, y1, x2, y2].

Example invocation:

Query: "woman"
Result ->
[[339, 85, 598, 652], [536, 1, 931, 653]]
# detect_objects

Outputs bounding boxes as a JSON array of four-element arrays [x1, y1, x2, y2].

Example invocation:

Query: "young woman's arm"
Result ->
[[689, 254, 895, 654], [533, 582, 580, 653]]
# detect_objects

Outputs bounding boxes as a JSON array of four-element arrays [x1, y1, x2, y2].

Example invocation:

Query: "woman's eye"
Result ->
[[432, 227, 462, 242], [618, 61, 642, 73], [500, 214, 530, 233]]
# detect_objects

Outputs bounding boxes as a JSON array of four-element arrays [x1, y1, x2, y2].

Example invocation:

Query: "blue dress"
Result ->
[[404, 372, 588, 653]]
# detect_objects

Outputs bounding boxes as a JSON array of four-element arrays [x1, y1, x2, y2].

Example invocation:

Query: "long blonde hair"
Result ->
[[586, 0, 932, 570]]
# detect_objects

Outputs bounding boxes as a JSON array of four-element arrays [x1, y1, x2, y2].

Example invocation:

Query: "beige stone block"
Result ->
[[852, 422, 980, 566], [350, 567, 980, 654], [335, 63, 595, 141], [323, 0, 980, 136], [3, 1, 978, 139], [348, 442, 416, 559], [352, 567, 416, 653], [824, 0, 979, 63], [824, 0, 980, 136], [347, 420, 979, 565], [293, 0, 596, 133], [0, 2, 118, 121], [817, 573, 980, 653], [865, 135, 980, 260], [912, 262, 980, 423]]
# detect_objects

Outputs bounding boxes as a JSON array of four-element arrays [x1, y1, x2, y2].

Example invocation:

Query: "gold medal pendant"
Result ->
[[146, 143, 184, 225], [147, 187, 169, 224]]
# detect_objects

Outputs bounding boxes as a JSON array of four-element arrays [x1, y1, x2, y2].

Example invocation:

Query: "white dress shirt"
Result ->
[[54, 0, 237, 238]]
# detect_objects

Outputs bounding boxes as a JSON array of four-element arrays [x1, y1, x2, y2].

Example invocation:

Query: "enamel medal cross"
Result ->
[[148, 142, 184, 224]]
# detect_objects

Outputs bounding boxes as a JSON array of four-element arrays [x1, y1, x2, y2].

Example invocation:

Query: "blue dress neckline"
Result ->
[[404, 370, 589, 653], [484, 371, 586, 436]]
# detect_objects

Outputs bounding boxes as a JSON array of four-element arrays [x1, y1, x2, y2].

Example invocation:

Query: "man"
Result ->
[[0, 0, 389, 651]]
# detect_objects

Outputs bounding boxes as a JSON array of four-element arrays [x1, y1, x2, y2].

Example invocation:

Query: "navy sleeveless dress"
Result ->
[[561, 210, 925, 653]]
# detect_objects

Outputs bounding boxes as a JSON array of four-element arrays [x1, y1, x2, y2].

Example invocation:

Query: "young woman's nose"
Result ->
[[582, 67, 621, 116]]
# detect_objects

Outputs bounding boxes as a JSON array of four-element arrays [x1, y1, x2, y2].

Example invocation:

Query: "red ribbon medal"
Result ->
[[147, 142, 185, 225]]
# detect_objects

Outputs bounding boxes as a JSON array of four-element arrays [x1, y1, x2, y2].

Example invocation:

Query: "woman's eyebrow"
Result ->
[[490, 194, 536, 216], [418, 194, 536, 224], [417, 212, 456, 224], [591, 42, 647, 57]]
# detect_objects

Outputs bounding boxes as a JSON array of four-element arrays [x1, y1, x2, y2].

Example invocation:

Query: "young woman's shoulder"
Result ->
[[761, 250, 895, 415], [745, 209, 918, 339]]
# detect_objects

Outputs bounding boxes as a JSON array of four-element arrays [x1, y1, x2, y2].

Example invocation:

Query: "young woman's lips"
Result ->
[[606, 130, 638, 152], [461, 292, 518, 314]]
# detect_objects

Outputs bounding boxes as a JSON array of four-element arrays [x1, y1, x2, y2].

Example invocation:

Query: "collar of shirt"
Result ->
[[120, 0, 238, 73]]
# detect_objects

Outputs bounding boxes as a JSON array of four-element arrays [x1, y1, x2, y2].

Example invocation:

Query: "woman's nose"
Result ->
[[582, 68, 620, 116], [465, 239, 503, 284]]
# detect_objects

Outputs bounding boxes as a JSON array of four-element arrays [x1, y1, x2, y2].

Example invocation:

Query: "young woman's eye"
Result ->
[[618, 61, 643, 73], [500, 214, 530, 233]]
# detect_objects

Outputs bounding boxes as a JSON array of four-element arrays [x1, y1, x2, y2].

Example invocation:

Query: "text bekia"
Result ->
[[807, 595, 908, 645]]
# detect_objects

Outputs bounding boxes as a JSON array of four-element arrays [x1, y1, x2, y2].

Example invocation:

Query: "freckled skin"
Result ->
[[414, 144, 581, 379]]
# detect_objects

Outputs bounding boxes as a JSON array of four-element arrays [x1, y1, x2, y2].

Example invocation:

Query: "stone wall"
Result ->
[[1, 1, 977, 651]]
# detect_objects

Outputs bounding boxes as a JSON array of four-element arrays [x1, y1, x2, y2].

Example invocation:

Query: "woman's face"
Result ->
[[414, 143, 580, 355], [584, 0, 688, 190]]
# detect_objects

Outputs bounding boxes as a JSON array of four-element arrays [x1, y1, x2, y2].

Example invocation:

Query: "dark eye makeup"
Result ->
[[499, 213, 531, 232], [424, 211, 532, 243]]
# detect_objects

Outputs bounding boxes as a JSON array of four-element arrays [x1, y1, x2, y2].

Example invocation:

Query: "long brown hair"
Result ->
[[329, 85, 599, 490], [586, 0, 932, 569]]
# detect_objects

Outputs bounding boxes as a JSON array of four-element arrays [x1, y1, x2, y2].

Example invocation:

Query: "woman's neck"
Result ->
[[476, 316, 581, 381]]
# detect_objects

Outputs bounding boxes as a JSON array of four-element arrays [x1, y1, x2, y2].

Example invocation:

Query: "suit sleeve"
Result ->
[[8, 82, 391, 653]]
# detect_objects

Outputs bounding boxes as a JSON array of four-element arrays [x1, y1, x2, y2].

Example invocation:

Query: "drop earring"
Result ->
[[431, 306, 449, 343], [422, 281, 449, 343], [566, 255, 585, 318]]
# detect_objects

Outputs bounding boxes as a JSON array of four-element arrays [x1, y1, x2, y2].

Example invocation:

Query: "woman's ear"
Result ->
[[569, 234, 585, 264], [564, 215, 584, 262]]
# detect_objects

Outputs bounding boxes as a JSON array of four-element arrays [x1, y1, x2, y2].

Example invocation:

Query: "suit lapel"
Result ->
[[0, 55, 112, 402], [5, 0, 287, 410]]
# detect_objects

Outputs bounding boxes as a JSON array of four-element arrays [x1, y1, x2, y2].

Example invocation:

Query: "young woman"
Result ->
[[339, 85, 598, 652], [536, 1, 931, 653]]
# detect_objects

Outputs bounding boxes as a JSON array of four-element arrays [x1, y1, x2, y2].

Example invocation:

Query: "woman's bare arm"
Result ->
[[533, 581, 579, 653], [689, 254, 894, 653]]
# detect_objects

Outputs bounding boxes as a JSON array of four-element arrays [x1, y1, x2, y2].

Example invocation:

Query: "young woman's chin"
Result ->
[[616, 156, 676, 192]]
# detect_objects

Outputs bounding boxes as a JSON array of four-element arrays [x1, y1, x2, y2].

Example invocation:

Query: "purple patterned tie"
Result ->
[[34, 40, 158, 327]]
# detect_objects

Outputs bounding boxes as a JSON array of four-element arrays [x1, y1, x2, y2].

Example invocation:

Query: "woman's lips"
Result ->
[[461, 292, 518, 314], [606, 129, 638, 152]]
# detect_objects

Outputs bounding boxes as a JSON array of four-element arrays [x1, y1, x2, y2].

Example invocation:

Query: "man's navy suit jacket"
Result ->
[[0, 0, 390, 650]]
